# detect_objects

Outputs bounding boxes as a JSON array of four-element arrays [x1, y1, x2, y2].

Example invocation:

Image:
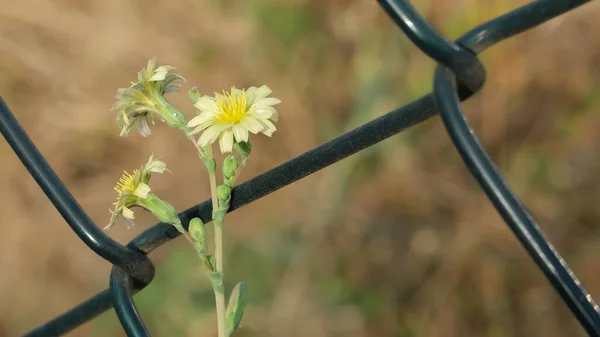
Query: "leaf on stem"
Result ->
[[233, 141, 252, 166], [207, 270, 224, 294], [226, 281, 248, 336], [213, 208, 227, 228], [199, 155, 216, 174]]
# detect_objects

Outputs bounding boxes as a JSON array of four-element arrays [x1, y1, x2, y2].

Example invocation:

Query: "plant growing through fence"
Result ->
[[2, 1, 598, 336], [106, 59, 281, 337]]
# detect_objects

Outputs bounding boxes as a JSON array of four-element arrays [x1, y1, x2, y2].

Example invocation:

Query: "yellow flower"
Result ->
[[187, 85, 280, 153], [106, 155, 183, 232], [113, 59, 187, 137]]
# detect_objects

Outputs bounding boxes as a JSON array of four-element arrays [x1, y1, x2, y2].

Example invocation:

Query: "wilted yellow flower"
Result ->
[[187, 85, 280, 153], [106, 155, 182, 232], [113, 59, 187, 137]]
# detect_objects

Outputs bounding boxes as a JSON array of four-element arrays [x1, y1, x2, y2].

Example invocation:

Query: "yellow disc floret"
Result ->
[[216, 88, 248, 124], [114, 170, 138, 196]]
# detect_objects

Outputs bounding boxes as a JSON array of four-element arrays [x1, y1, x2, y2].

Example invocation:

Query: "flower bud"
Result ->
[[188, 217, 207, 255], [188, 87, 203, 103], [217, 185, 231, 201], [222, 155, 239, 179]]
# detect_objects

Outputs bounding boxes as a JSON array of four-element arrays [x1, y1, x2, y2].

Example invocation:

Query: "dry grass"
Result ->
[[1, 0, 600, 336]]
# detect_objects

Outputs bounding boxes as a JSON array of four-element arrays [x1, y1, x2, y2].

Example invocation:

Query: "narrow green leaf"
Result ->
[[200, 156, 216, 174], [226, 281, 248, 336], [233, 141, 252, 166]]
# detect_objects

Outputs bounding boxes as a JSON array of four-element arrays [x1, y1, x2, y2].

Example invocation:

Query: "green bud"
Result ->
[[188, 217, 207, 255], [217, 185, 231, 201], [234, 141, 252, 166], [202, 255, 217, 272], [188, 87, 203, 103], [226, 282, 248, 336], [222, 155, 239, 179]]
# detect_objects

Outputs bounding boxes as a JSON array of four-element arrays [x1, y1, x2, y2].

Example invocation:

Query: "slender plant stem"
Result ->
[[206, 145, 227, 337], [185, 133, 204, 154], [183, 224, 229, 337], [185, 133, 227, 337]]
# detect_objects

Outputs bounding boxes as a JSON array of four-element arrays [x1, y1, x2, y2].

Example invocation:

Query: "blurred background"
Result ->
[[1, 0, 600, 336]]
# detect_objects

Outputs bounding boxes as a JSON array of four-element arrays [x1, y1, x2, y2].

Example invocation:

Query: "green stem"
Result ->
[[206, 145, 227, 337], [186, 133, 228, 337], [184, 129, 204, 154]]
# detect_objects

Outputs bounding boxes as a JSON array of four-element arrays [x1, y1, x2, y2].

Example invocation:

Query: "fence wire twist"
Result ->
[[1, 0, 598, 336]]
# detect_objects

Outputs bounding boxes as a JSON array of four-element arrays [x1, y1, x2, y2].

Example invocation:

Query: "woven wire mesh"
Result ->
[[1, 0, 599, 336]]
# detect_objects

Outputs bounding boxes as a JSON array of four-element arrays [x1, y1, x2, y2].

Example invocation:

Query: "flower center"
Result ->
[[114, 170, 137, 196], [216, 88, 248, 124]]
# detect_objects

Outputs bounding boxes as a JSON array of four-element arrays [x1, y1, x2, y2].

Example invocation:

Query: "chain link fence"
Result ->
[[1, 0, 599, 336]]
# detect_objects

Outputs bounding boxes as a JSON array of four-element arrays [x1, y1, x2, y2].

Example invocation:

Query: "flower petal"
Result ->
[[254, 85, 272, 100], [232, 87, 244, 97], [120, 125, 130, 137], [219, 130, 234, 153], [137, 117, 152, 137], [269, 109, 278, 122], [260, 119, 277, 137], [134, 182, 152, 198], [232, 125, 249, 143], [198, 123, 228, 146], [140, 59, 156, 83], [195, 96, 218, 113], [122, 206, 135, 219], [239, 117, 264, 134], [244, 86, 258, 102], [187, 113, 217, 129], [147, 159, 169, 174], [149, 65, 175, 81], [250, 106, 276, 119], [123, 217, 136, 229], [197, 129, 218, 147], [256, 97, 281, 106]]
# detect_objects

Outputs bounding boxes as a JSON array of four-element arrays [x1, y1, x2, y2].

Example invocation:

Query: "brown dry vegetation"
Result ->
[[1, 0, 600, 336]]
